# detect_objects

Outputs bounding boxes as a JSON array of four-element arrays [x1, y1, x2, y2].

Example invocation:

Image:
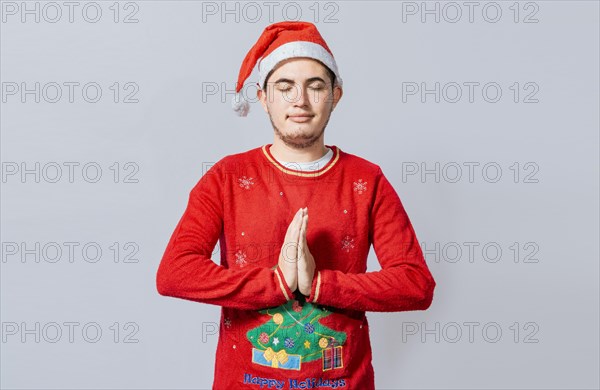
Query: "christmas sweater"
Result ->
[[156, 144, 436, 390]]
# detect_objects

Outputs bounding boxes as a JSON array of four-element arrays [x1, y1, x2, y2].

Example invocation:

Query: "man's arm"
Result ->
[[156, 160, 294, 310], [304, 167, 436, 312]]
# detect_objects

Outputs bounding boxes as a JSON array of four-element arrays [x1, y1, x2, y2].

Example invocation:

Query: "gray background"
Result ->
[[1, 1, 599, 389]]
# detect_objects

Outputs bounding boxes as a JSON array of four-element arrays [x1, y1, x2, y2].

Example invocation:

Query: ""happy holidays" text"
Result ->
[[243, 373, 347, 389]]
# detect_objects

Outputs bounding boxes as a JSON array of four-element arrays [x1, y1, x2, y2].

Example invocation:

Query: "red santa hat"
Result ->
[[232, 21, 343, 117]]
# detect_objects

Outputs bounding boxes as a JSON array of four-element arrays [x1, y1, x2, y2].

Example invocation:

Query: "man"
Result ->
[[156, 21, 436, 390]]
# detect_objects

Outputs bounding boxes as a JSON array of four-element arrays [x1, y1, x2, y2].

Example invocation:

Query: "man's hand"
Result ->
[[297, 208, 316, 296], [278, 208, 303, 292]]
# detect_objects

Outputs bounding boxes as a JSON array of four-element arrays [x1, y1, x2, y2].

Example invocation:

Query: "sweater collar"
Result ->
[[261, 144, 341, 178]]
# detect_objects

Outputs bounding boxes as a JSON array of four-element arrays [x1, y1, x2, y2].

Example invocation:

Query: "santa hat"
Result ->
[[232, 21, 343, 117]]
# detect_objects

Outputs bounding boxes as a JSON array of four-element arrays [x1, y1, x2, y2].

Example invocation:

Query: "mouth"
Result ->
[[287, 114, 315, 123]]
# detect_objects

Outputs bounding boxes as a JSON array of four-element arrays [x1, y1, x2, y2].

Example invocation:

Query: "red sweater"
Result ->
[[156, 144, 436, 390]]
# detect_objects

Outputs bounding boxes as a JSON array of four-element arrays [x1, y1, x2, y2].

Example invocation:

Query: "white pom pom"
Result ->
[[232, 93, 250, 117]]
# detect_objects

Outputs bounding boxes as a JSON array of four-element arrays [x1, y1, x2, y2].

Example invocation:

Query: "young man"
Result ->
[[156, 21, 436, 389]]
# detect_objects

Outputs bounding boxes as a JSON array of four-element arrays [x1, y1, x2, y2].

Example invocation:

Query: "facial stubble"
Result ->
[[267, 104, 334, 150]]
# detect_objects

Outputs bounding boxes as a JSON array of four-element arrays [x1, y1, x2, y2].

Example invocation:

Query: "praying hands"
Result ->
[[278, 207, 316, 296]]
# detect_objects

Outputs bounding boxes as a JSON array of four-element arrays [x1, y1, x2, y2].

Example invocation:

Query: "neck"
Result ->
[[269, 139, 329, 163]]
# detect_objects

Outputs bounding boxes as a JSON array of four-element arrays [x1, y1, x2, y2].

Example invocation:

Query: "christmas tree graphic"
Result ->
[[246, 296, 347, 371]]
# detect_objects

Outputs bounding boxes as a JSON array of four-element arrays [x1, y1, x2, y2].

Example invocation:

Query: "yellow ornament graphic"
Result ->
[[318, 337, 329, 349], [273, 313, 283, 325]]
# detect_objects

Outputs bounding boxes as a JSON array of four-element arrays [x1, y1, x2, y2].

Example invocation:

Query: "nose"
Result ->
[[289, 85, 309, 107]]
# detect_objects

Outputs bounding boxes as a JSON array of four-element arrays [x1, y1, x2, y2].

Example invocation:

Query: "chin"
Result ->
[[285, 127, 316, 137]]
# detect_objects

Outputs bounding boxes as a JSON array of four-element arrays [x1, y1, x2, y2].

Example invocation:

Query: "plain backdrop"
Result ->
[[1, 1, 599, 389]]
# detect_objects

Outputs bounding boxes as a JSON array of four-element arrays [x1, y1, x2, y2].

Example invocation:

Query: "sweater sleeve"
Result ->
[[156, 160, 294, 310], [305, 167, 436, 312]]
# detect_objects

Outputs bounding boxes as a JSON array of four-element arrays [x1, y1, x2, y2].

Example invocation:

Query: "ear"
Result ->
[[332, 85, 343, 111], [257, 86, 269, 113]]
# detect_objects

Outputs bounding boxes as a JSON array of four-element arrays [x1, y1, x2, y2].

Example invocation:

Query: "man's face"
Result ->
[[257, 57, 343, 149]]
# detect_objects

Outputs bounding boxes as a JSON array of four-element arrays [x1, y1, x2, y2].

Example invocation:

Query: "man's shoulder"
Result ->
[[220, 145, 263, 163], [209, 145, 263, 170], [337, 146, 382, 176]]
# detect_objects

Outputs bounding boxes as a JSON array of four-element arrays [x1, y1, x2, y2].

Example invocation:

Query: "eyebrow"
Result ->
[[273, 77, 327, 85]]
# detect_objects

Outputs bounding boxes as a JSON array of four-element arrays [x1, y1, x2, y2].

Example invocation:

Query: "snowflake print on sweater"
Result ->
[[353, 179, 367, 194], [235, 250, 248, 268], [238, 176, 255, 190], [341, 235, 355, 252]]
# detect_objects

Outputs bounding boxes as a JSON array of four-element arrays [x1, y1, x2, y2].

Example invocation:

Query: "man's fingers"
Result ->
[[282, 209, 304, 260], [296, 212, 305, 257], [284, 208, 303, 242], [284, 207, 307, 250], [290, 208, 304, 241], [301, 212, 308, 243], [296, 208, 305, 231], [298, 214, 304, 243], [298, 212, 309, 266]]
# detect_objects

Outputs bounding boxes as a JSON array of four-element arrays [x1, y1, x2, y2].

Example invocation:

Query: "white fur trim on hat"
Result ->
[[232, 92, 250, 117], [258, 41, 343, 90]]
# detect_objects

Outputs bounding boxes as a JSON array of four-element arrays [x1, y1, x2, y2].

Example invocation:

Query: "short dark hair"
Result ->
[[262, 59, 336, 93]]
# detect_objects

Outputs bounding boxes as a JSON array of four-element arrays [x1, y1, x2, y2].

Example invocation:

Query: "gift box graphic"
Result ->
[[322, 339, 343, 371], [252, 347, 302, 370]]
